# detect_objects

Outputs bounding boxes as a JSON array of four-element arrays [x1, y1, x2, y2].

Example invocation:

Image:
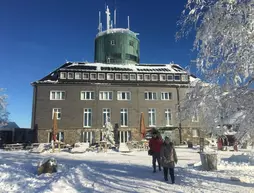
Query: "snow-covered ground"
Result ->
[[0, 147, 254, 193]]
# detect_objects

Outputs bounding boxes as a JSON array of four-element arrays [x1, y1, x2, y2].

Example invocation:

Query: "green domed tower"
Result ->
[[94, 6, 140, 64]]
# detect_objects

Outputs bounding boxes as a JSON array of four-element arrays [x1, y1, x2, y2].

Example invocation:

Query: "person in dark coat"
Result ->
[[160, 137, 178, 183], [149, 132, 163, 173]]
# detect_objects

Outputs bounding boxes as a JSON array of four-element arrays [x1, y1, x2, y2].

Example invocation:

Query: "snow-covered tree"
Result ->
[[180, 80, 223, 135], [0, 88, 8, 126], [177, 0, 254, 86], [177, 0, 254, 136]]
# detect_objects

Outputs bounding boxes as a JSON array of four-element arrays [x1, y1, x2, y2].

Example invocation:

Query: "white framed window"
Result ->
[[83, 73, 89, 80], [160, 74, 166, 81], [115, 73, 121, 80], [144, 74, 150, 81], [81, 131, 94, 143], [144, 92, 157, 100], [90, 73, 97, 80], [103, 108, 111, 125], [192, 111, 199, 122], [174, 75, 181, 81], [68, 72, 74, 79], [148, 108, 156, 126], [83, 108, 92, 127], [122, 74, 129, 80], [52, 108, 61, 120], [181, 75, 188, 81], [192, 129, 199, 137], [99, 91, 113, 100], [50, 91, 65, 100], [161, 92, 172, 100], [117, 91, 131, 100], [151, 74, 158, 81], [130, 74, 136, 80], [137, 74, 143, 81], [80, 91, 95, 100], [167, 74, 173, 81], [165, 109, 172, 126], [98, 73, 105, 80], [48, 132, 64, 142], [107, 73, 114, 80], [57, 132, 64, 142], [110, 40, 115, 45], [75, 72, 82, 79], [120, 108, 128, 127], [119, 131, 131, 143], [129, 40, 134, 47], [60, 72, 67, 79]]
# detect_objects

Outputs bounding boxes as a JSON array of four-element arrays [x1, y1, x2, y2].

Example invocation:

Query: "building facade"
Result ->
[[31, 6, 201, 145]]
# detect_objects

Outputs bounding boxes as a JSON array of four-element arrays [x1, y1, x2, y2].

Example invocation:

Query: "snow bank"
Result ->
[[30, 143, 51, 153], [70, 142, 89, 153], [219, 152, 254, 166]]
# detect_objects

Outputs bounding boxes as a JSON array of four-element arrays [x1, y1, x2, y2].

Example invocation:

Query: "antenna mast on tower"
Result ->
[[98, 11, 102, 32], [127, 16, 130, 29], [105, 6, 111, 31], [114, 9, 116, 28], [114, 0, 117, 28]]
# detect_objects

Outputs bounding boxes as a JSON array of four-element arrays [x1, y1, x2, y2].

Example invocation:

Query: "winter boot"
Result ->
[[163, 167, 168, 181]]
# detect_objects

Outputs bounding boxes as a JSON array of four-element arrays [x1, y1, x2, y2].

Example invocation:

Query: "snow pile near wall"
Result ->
[[30, 143, 51, 153], [219, 152, 254, 166], [70, 142, 89, 153]]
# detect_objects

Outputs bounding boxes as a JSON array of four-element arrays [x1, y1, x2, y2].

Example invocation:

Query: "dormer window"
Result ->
[[181, 75, 188, 81], [160, 74, 166, 81], [107, 73, 114, 80], [60, 72, 66, 79], [98, 73, 105, 80], [115, 73, 121, 80], [122, 74, 129, 80], [83, 73, 89, 80], [130, 74, 136, 81], [167, 74, 173, 81], [151, 74, 158, 81], [144, 74, 150, 81], [110, 40, 115, 45], [68, 72, 74, 79], [75, 72, 81, 79], [137, 74, 143, 81], [175, 75, 180, 81], [90, 73, 97, 80]]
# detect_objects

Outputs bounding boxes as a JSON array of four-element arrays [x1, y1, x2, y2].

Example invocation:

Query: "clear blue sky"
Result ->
[[0, 0, 195, 128]]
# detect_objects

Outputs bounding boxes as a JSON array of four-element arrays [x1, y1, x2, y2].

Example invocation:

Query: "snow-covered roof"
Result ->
[[33, 62, 199, 84], [96, 28, 138, 38], [61, 62, 187, 74]]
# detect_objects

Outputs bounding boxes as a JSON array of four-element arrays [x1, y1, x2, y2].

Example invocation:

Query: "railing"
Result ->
[[2, 143, 40, 151]]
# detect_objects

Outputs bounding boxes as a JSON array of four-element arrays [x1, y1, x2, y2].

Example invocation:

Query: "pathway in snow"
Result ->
[[0, 148, 253, 193]]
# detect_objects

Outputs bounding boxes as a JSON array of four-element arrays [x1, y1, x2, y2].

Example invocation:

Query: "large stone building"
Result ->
[[31, 6, 201, 145]]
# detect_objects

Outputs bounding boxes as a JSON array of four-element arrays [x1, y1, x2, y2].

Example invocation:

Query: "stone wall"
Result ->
[[38, 127, 141, 145], [38, 127, 204, 145]]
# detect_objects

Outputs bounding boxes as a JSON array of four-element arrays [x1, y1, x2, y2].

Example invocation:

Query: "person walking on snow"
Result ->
[[149, 132, 163, 173], [160, 137, 178, 184]]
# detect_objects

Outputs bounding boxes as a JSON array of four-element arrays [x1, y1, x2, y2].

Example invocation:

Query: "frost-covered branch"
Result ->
[[177, 0, 254, 136], [179, 81, 224, 134], [177, 0, 254, 86]]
